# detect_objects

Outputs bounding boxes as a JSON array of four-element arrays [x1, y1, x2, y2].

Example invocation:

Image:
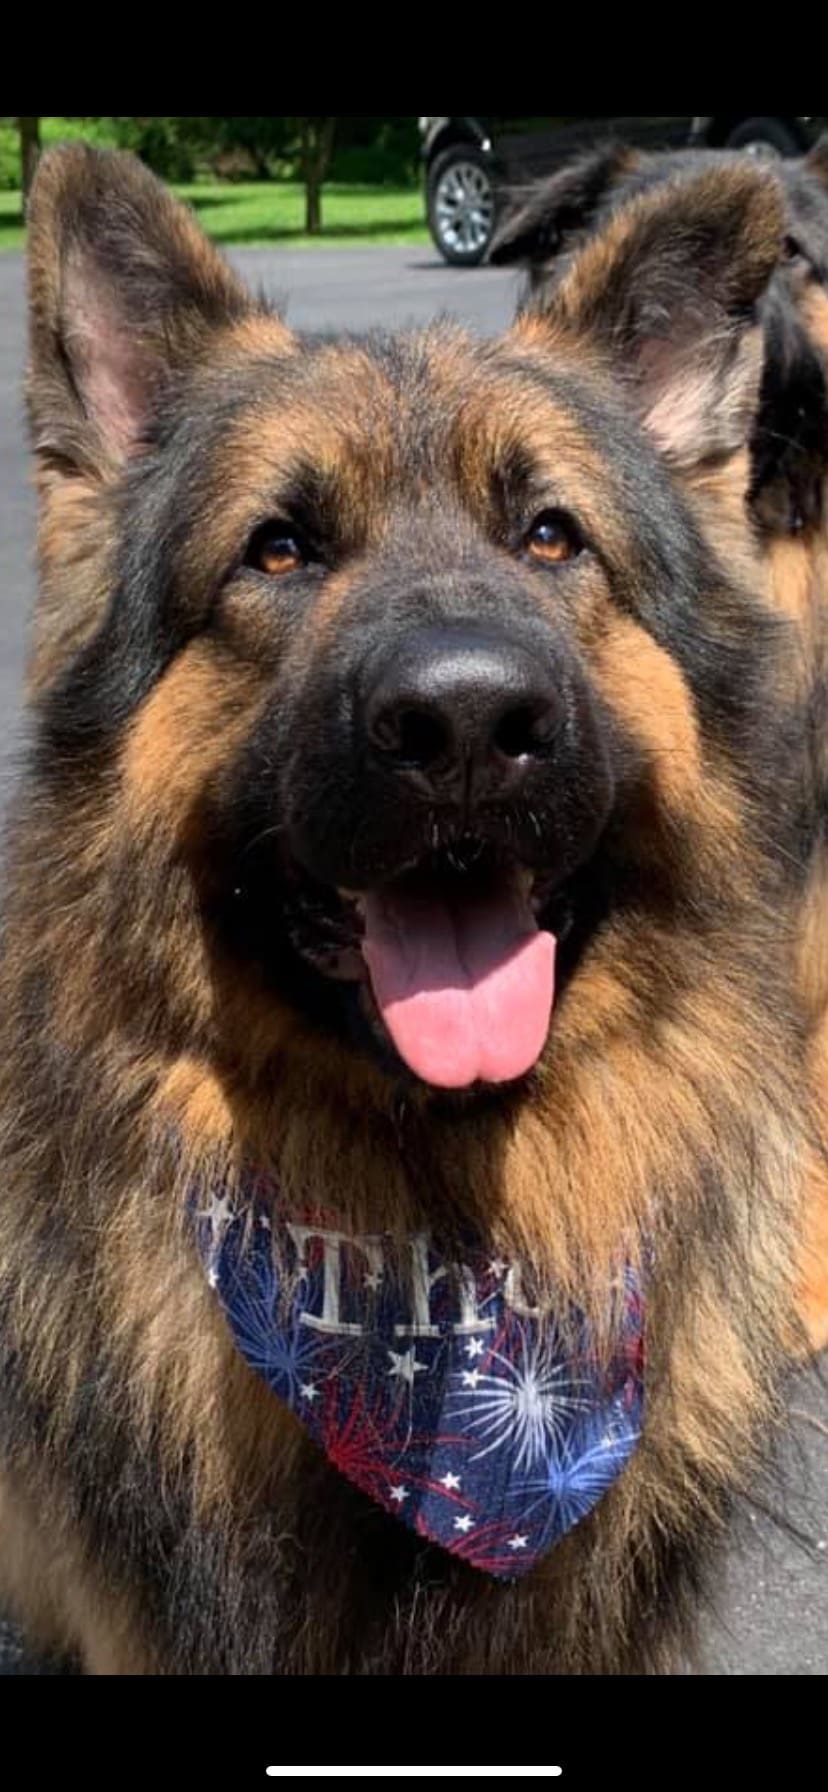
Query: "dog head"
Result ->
[[23, 148, 792, 1122]]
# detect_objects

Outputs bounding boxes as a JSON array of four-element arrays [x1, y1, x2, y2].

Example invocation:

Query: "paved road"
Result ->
[[0, 245, 826, 1674]]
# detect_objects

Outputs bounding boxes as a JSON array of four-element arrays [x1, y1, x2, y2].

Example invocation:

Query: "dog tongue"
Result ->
[[361, 876, 556, 1089]]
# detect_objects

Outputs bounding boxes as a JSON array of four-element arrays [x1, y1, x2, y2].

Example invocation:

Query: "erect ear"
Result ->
[[489, 143, 639, 278], [27, 144, 275, 481], [517, 163, 785, 470]]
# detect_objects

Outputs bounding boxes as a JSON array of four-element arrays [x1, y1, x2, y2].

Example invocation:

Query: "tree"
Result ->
[[17, 117, 40, 206], [214, 117, 339, 233], [297, 117, 337, 234]]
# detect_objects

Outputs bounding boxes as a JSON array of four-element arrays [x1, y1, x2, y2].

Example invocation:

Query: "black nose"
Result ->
[[364, 624, 563, 800]]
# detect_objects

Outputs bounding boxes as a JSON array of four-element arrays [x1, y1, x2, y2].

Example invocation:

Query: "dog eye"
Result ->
[[245, 522, 306, 577], [526, 510, 583, 566]]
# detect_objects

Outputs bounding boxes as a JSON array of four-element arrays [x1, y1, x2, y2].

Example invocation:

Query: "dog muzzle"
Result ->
[[194, 1180, 644, 1580]]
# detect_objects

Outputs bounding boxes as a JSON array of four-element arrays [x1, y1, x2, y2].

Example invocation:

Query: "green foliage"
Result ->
[[0, 116, 119, 189], [205, 117, 294, 177], [104, 118, 197, 182], [0, 126, 19, 191], [0, 116, 423, 194], [332, 119, 421, 185], [41, 117, 119, 150]]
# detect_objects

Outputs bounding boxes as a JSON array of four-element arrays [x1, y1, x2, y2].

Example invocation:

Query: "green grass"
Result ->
[[0, 181, 428, 253], [0, 193, 25, 249], [180, 182, 427, 248]]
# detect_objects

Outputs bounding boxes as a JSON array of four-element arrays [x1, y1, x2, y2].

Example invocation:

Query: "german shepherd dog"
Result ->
[[0, 145, 820, 1675], [494, 139, 828, 1354]]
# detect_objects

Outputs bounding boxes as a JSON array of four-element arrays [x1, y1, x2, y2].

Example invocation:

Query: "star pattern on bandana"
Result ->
[[194, 1182, 645, 1582], [387, 1347, 427, 1386]]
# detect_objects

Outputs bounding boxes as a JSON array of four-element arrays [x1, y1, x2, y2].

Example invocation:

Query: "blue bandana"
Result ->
[[194, 1180, 644, 1580]]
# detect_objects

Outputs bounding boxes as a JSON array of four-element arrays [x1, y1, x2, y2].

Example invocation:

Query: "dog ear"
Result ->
[[26, 144, 282, 481], [490, 143, 638, 276], [517, 163, 785, 470]]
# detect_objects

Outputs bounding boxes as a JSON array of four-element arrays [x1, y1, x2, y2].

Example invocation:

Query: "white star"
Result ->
[[299, 1383, 319, 1403], [508, 1534, 529, 1552], [454, 1514, 474, 1534], [199, 1189, 237, 1240], [461, 1369, 482, 1390], [488, 1259, 507, 1278], [389, 1484, 410, 1504], [464, 1338, 485, 1359], [388, 1348, 427, 1386], [258, 1213, 272, 1232], [439, 1472, 462, 1492], [364, 1270, 383, 1292]]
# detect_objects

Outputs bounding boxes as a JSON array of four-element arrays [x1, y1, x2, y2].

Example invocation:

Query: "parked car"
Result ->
[[420, 116, 828, 266]]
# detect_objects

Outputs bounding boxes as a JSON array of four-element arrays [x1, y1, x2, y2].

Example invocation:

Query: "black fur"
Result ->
[[493, 141, 828, 541]]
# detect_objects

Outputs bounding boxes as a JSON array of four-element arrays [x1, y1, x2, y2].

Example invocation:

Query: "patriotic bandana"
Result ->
[[194, 1179, 644, 1580]]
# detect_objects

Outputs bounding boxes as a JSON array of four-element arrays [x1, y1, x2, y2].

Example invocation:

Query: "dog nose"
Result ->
[[364, 625, 563, 799]]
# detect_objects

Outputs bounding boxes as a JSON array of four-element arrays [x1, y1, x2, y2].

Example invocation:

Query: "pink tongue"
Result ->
[[361, 878, 556, 1089]]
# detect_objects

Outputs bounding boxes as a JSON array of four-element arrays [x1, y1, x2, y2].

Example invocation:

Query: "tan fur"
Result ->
[[0, 1468, 157, 1674]]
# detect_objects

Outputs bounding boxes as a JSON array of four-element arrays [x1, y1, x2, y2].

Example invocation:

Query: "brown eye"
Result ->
[[245, 523, 305, 577], [526, 510, 583, 566]]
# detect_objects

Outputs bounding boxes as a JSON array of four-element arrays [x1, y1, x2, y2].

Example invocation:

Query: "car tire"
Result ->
[[427, 146, 497, 267], [723, 118, 803, 158]]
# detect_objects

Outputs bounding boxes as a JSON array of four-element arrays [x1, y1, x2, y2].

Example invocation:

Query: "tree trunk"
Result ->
[[305, 173, 322, 235], [18, 117, 41, 209], [301, 117, 337, 236]]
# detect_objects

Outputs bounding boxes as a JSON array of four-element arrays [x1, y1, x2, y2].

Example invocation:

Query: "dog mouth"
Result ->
[[283, 844, 565, 1090]]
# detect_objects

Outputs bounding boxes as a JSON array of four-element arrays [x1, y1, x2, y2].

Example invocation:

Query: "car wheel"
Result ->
[[723, 118, 803, 159], [427, 147, 496, 267]]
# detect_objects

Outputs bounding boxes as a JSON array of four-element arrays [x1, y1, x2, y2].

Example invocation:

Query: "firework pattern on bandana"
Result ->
[[194, 1179, 645, 1580]]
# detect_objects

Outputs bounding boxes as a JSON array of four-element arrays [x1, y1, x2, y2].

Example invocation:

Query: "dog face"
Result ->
[[24, 149, 792, 1105]]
